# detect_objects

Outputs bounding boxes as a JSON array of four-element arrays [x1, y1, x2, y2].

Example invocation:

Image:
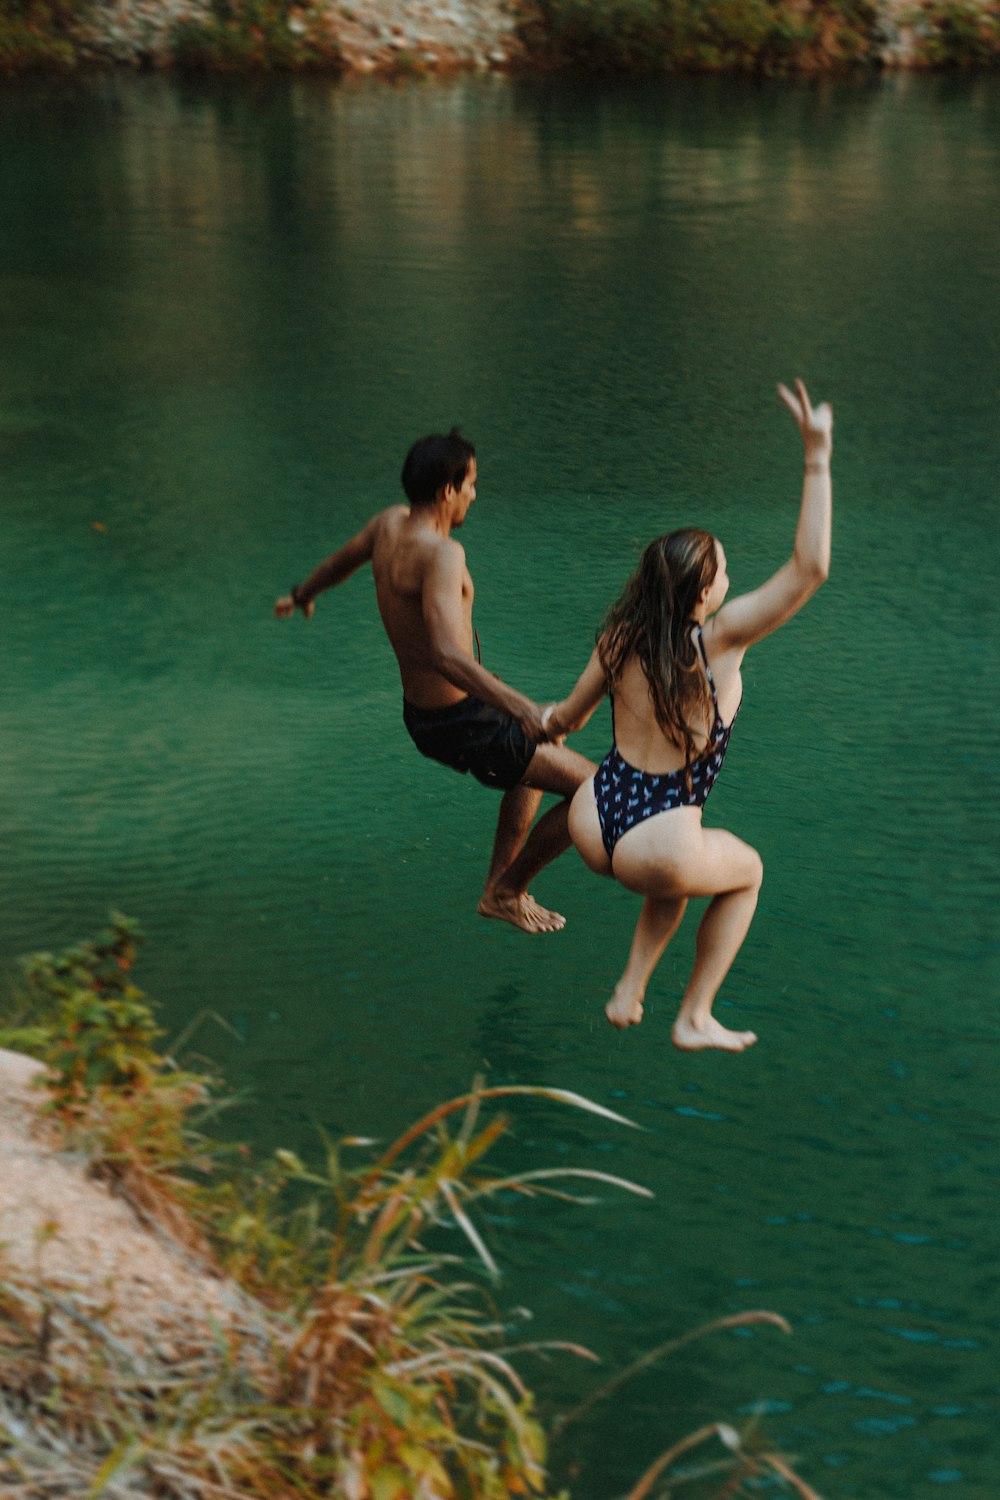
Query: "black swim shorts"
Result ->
[[403, 696, 537, 791]]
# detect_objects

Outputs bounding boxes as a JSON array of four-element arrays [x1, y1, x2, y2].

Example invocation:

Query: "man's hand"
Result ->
[[777, 378, 833, 463], [518, 701, 550, 744], [274, 594, 314, 620]]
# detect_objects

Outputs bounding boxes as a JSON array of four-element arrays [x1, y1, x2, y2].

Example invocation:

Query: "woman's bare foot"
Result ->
[[671, 1015, 757, 1053], [605, 984, 644, 1029], [477, 888, 566, 934]]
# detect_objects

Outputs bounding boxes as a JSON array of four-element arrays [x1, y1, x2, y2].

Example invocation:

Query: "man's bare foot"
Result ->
[[477, 889, 566, 934], [605, 985, 644, 1029], [671, 1015, 758, 1053]]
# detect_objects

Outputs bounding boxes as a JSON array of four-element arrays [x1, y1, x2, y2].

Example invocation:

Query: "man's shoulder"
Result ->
[[367, 504, 411, 556], [427, 532, 467, 571], [413, 534, 469, 604], [370, 503, 409, 534]]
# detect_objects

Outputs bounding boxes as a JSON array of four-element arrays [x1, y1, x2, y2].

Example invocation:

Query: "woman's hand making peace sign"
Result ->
[[778, 377, 833, 464]]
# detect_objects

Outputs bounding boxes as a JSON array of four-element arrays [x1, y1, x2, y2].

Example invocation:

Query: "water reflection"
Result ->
[[1, 68, 999, 1500]]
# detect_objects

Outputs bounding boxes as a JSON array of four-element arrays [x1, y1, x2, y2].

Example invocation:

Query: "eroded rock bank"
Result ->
[[0, 1049, 253, 1361], [0, 1047, 277, 1498], [73, 0, 526, 72], [48, 0, 1000, 75]]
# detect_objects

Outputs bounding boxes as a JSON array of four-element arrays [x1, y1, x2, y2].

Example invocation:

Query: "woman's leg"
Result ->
[[671, 877, 761, 1053], [613, 819, 763, 1052], [606, 895, 687, 1029]]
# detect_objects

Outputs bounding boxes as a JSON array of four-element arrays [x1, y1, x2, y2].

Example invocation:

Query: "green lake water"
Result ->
[[1, 70, 999, 1496]]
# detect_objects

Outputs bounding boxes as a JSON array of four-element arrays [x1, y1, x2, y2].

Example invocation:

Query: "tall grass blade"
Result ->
[[371, 1084, 642, 1176], [85, 1434, 143, 1497], [554, 1311, 792, 1435], [467, 1167, 654, 1200], [439, 1178, 499, 1276], [625, 1422, 730, 1500], [763, 1450, 826, 1499]]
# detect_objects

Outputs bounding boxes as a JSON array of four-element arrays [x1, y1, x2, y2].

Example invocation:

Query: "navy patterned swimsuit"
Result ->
[[594, 626, 738, 860]]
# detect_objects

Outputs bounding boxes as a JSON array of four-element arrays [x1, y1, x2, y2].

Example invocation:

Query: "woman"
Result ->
[[543, 380, 832, 1052]]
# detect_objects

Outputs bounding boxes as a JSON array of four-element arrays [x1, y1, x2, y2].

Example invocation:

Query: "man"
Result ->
[[274, 428, 594, 933]]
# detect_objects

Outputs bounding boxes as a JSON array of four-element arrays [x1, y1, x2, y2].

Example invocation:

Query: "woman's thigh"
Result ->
[[568, 779, 614, 877], [612, 813, 762, 899]]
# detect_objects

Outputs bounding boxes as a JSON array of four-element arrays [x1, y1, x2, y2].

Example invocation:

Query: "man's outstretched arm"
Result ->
[[422, 543, 549, 743], [274, 512, 384, 619]]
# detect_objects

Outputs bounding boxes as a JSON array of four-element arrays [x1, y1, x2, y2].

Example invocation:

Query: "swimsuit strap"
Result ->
[[474, 627, 482, 665], [693, 625, 717, 699]]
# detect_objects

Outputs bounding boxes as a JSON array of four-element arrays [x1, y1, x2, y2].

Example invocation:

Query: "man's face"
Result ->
[[449, 458, 477, 526]]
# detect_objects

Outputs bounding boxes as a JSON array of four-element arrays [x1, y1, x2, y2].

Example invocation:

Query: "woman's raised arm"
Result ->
[[710, 380, 832, 653]]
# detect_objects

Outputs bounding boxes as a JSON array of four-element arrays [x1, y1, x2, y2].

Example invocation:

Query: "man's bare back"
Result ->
[[370, 506, 475, 711]]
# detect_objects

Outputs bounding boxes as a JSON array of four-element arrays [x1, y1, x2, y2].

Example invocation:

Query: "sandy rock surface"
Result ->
[[330, 0, 522, 71], [0, 1048, 249, 1361], [77, 0, 524, 70]]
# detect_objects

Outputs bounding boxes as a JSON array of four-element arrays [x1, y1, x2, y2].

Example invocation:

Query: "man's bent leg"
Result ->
[[478, 799, 570, 933], [479, 785, 563, 933], [485, 784, 544, 891], [478, 744, 594, 935]]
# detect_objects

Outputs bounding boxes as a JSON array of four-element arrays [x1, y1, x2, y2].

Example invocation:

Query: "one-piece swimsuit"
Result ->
[[594, 625, 738, 860]]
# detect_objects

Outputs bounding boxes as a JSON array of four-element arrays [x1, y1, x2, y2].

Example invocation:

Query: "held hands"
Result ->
[[518, 701, 565, 744], [518, 701, 549, 743], [539, 703, 566, 745], [778, 378, 832, 465]]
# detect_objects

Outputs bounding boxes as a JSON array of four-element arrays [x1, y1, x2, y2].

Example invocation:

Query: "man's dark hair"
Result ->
[[400, 428, 476, 506]]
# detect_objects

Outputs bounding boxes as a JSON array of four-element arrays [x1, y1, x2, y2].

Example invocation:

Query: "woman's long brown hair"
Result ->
[[597, 528, 719, 780]]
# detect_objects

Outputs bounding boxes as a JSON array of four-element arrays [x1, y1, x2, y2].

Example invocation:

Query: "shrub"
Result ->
[[905, 0, 1000, 64], [171, 0, 345, 72], [519, 0, 882, 72], [0, 0, 84, 71]]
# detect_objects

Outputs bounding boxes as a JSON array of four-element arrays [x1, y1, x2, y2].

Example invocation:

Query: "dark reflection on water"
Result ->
[[2, 70, 999, 1497]]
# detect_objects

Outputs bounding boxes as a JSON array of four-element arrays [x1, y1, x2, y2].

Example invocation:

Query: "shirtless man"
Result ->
[[274, 428, 594, 934]]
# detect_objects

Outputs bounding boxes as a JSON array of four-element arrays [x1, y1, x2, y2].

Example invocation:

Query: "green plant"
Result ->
[[518, 0, 881, 71], [16, 914, 157, 1096], [1, 914, 229, 1253], [904, 0, 1000, 64], [273, 1082, 654, 1498], [171, 0, 345, 72], [520, 0, 691, 71], [0, 0, 83, 72]]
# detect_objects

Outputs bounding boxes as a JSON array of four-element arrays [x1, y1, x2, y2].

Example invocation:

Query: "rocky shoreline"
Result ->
[[74, 0, 526, 73], [51, 0, 1000, 76]]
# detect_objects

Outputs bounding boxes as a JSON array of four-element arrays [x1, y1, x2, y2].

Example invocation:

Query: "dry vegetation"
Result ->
[[0, 917, 822, 1498]]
